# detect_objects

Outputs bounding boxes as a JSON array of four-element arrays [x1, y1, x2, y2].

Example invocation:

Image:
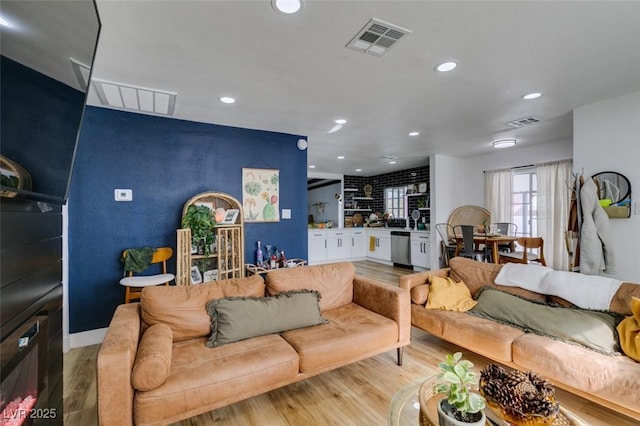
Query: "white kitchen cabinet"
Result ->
[[350, 229, 367, 259], [367, 229, 391, 262], [326, 230, 351, 261], [411, 232, 431, 269], [308, 230, 327, 264]]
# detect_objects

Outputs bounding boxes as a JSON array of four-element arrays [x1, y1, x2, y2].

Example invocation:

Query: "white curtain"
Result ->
[[484, 168, 512, 223], [536, 160, 573, 270]]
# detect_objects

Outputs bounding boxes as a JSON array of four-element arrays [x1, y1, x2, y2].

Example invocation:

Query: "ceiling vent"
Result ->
[[346, 18, 411, 56], [92, 79, 177, 116], [508, 116, 542, 128]]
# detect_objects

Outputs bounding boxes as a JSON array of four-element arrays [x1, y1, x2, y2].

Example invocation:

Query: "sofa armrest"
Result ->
[[398, 268, 450, 293], [353, 275, 411, 344], [97, 303, 141, 426]]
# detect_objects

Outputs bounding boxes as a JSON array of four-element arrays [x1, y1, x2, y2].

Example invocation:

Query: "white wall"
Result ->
[[463, 139, 573, 206], [431, 154, 467, 267], [574, 91, 640, 282]]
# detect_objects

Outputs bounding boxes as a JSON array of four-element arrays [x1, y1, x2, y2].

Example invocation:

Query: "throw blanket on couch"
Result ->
[[495, 263, 622, 310]]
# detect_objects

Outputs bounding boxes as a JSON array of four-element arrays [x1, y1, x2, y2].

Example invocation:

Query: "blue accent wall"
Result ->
[[68, 107, 307, 333]]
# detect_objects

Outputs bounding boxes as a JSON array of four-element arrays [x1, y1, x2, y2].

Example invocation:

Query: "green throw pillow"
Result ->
[[469, 288, 623, 354], [206, 290, 327, 347]]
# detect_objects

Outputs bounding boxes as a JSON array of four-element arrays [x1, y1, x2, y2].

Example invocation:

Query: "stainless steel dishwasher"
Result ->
[[390, 231, 411, 268]]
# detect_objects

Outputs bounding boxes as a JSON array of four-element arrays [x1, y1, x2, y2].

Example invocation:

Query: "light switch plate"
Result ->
[[115, 189, 133, 201], [282, 208, 291, 219]]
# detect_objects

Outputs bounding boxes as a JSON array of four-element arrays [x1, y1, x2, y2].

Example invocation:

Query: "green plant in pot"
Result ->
[[435, 352, 486, 426], [182, 205, 217, 256]]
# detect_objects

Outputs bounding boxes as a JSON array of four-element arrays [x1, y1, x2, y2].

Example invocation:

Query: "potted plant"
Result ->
[[435, 352, 486, 426], [182, 205, 216, 255]]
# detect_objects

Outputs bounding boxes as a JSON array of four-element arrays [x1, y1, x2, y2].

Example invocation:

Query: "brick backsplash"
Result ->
[[344, 165, 430, 224]]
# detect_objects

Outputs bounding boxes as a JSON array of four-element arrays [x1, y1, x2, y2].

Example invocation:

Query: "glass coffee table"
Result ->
[[388, 376, 434, 426], [388, 376, 588, 426]]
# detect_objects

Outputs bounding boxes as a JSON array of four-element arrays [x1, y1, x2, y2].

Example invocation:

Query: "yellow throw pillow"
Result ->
[[617, 297, 640, 362], [426, 276, 477, 312]]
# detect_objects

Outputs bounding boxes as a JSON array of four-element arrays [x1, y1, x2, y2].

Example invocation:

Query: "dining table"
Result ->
[[454, 234, 518, 264]]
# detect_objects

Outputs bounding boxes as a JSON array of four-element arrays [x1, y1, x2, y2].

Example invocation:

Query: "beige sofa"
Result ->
[[400, 257, 640, 421], [97, 262, 410, 425]]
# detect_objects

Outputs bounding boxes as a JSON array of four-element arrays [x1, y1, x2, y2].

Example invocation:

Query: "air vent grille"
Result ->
[[92, 79, 177, 116], [508, 116, 541, 128], [347, 18, 411, 57]]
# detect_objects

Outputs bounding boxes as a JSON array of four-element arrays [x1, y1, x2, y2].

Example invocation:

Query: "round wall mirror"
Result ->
[[591, 171, 631, 204]]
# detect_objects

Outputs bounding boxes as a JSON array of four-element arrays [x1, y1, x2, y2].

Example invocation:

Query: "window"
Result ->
[[385, 186, 406, 218], [512, 169, 537, 237]]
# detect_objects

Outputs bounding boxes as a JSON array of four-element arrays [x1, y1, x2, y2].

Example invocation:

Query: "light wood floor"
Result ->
[[63, 261, 639, 426]]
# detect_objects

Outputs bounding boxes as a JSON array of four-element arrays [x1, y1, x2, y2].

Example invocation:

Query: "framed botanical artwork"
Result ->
[[190, 266, 203, 285], [242, 168, 280, 222], [418, 182, 427, 193], [220, 209, 239, 225]]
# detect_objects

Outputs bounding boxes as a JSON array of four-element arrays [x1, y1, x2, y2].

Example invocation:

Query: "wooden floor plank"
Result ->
[[63, 261, 639, 426]]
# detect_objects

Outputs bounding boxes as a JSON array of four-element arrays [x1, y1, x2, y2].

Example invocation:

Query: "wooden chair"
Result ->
[[499, 237, 546, 266], [119, 247, 175, 303]]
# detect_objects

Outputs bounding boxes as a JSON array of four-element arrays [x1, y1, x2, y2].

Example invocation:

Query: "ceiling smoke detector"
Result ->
[[346, 18, 411, 56]]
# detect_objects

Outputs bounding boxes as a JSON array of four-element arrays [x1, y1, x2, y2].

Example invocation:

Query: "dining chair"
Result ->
[[435, 223, 457, 267], [499, 237, 546, 266], [492, 222, 518, 253], [120, 247, 175, 303], [453, 224, 488, 262]]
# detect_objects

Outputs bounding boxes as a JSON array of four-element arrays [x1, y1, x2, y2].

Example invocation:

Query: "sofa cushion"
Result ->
[[280, 303, 398, 372], [611, 283, 640, 315], [425, 276, 476, 312], [470, 288, 622, 354], [410, 284, 430, 305], [617, 297, 640, 362], [512, 333, 640, 414], [131, 323, 172, 391], [140, 274, 265, 342], [133, 335, 299, 426], [448, 257, 546, 302], [205, 290, 327, 347], [440, 311, 525, 363], [265, 262, 355, 312]]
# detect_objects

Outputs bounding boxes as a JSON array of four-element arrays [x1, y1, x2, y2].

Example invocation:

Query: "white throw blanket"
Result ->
[[495, 263, 622, 310]]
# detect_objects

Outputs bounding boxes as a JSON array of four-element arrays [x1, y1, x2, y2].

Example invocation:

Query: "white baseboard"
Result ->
[[65, 327, 108, 352]]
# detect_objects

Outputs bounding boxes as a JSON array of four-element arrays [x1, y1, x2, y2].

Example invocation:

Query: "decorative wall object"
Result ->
[[243, 168, 280, 222]]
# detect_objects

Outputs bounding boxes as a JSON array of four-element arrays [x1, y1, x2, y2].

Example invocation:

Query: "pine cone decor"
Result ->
[[479, 365, 559, 426]]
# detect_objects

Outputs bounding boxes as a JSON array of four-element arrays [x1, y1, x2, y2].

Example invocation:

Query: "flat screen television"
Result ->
[[0, 0, 101, 204]]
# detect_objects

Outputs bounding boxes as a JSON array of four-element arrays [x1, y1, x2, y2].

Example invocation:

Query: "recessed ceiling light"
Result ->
[[272, 0, 303, 14], [220, 96, 235, 104], [492, 138, 517, 148], [523, 92, 542, 100], [337, 156, 345, 160], [435, 61, 457, 72], [409, 131, 420, 136], [389, 161, 397, 164], [355, 169, 362, 172], [309, 165, 316, 169], [335, 119, 347, 124]]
